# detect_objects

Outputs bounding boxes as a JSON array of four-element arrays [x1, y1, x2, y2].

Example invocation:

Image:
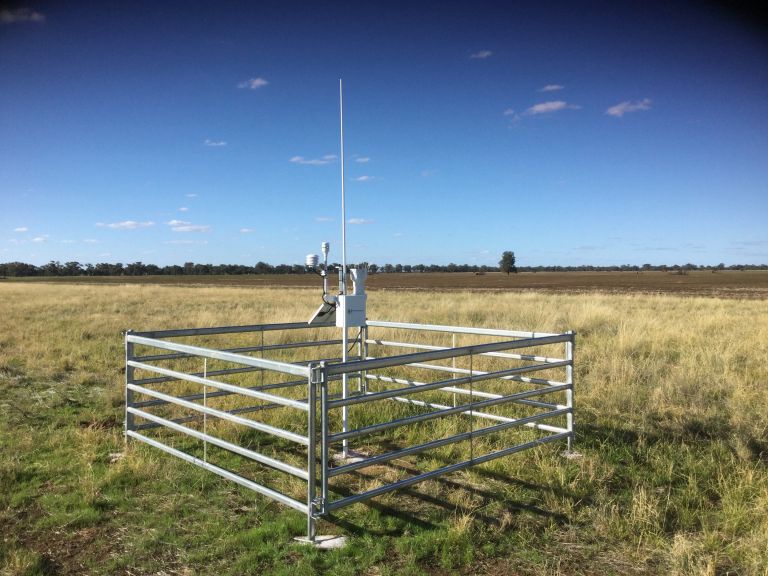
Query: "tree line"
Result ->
[[1, 260, 766, 277]]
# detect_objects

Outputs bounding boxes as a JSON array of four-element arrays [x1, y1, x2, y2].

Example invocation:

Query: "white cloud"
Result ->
[[166, 219, 209, 232], [354, 175, 374, 182], [238, 77, 269, 90], [203, 139, 227, 147], [315, 216, 333, 222], [31, 236, 46, 243], [393, 232, 404, 237], [1, 8, 45, 24], [186, 193, 198, 198], [179, 206, 189, 212], [503, 108, 520, 123], [355, 156, 370, 163], [165, 240, 209, 245], [605, 98, 652, 117], [172, 224, 210, 233], [240, 228, 255, 233], [13, 227, 28, 232], [290, 154, 337, 166], [96, 220, 155, 229], [83, 239, 98, 244], [470, 50, 492, 59], [540, 84, 564, 92], [524, 101, 580, 115], [348, 218, 374, 225]]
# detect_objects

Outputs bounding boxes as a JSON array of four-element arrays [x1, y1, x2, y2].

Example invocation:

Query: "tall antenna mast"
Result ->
[[339, 78, 349, 458], [339, 78, 347, 295]]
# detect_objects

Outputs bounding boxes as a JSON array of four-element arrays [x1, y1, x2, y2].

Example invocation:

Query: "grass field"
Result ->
[[1, 282, 767, 575], [5, 270, 768, 299]]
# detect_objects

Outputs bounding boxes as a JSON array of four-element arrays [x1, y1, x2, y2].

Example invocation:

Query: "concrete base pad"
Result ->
[[294, 535, 348, 549], [332, 450, 368, 464], [562, 450, 583, 460]]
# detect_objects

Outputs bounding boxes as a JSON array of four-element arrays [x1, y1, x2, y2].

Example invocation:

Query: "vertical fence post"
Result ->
[[359, 324, 368, 395], [319, 361, 329, 517], [124, 331, 134, 442], [307, 363, 318, 542], [565, 331, 575, 452]]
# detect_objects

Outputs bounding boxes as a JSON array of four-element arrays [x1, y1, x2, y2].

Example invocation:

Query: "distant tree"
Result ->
[[499, 251, 517, 274]]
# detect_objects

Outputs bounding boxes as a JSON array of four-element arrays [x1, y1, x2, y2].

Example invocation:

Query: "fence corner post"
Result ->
[[124, 330, 135, 443]]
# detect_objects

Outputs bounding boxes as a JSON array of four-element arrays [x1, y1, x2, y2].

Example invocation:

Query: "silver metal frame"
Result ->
[[125, 320, 575, 541]]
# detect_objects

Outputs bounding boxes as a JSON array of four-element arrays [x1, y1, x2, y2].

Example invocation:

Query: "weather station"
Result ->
[[123, 81, 576, 548]]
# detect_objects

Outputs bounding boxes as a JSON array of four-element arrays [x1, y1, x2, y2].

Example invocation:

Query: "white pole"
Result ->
[[339, 78, 349, 458]]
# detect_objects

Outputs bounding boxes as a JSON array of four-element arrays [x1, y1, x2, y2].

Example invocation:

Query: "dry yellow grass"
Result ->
[[1, 282, 767, 575]]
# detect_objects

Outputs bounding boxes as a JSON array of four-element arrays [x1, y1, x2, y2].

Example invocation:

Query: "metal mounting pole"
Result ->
[[339, 78, 349, 458]]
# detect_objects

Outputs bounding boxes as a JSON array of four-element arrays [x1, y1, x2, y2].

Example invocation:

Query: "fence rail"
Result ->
[[125, 319, 575, 542]]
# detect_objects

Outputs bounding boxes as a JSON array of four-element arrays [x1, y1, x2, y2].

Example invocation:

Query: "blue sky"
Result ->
[[1, 1, 766, 267]]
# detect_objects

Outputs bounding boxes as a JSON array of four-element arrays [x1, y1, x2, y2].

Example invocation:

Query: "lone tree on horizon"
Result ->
[[499, 251, 517, 274]]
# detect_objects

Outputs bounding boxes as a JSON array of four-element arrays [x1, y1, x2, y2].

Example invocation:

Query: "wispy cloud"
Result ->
[[238, 77, 268, 90], [179, 206, 189, 212], [503, 108, 520, 123], [1, 8, 45, 24], [290, 155, 337, 166], [348, 218, 374, 225], [355, 156, 370, 163], [166, 220, 210, 232], [469, 50, 492, 59], [606, 98, 652, 117], [540, 84, 564, 92], [524, 101, 580, 115], [31, 236, 47, 243], [96, 220, 155, 230], [203, 139, 227, 147], [165, 240, 209, 245], [83, 239, 99, 244], [186, 193, 198, 198], [13, 226, 28, 232], [354, 175, 374, 182], [240, 228, 255, 233], [315, 216, 333, 222]]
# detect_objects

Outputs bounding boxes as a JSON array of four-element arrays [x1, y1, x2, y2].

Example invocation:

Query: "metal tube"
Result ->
[[126, 383, 309, 445], [566, 332, 575, 452], [127, 360, 309, 411], [330, 360, 571, 408], [127, 407, 308, 479], [126, 335, 311, 378], [382, 395, 568, 432], [307, 366, 317, 541], [124, 333, 135, 439], [365, 320, 559, 339], [134, 338, 344, 362], [325, 334, 571, 376], [320, 365, 329, 512], [365, 339, 565, 364], [126, 431, 309, 513], [329, 383, 571, 442], [133, 320, 335, 339], [326, 432, 571, 511], [328, 408, 570, 477], [364, 371, 566, 393]]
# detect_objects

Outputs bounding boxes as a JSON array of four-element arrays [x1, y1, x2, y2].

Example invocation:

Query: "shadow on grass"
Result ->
[[321, 450, 575, 538]]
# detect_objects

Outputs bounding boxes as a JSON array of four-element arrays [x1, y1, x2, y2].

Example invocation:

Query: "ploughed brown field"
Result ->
[[5, 270, 768, 298]]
